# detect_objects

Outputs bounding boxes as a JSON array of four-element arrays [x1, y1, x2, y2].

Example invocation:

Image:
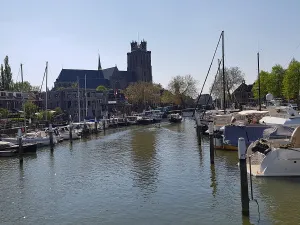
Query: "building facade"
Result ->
[[232, 81, 255, 106], [0, 90, 42, 111], [54, 40, 152, 91], [43, 88, 108, 121]]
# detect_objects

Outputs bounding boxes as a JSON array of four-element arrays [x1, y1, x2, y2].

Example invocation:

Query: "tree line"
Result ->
[[124, 74, 198, 110], [0, 55, 39, 92], [252, 59, 300, 100]]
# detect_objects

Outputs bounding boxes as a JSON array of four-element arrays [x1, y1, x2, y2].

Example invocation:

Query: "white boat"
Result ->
[[126, 116, 138, 125], [169, 113, 182, 123], [57, 126, 81, 140], [144, 110, 162, 123], [1, 131, 57, 147], [259, 99, 300, 127], [247, 126, 300, 176]]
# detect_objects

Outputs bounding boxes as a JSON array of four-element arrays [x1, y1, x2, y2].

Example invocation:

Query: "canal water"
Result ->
[[1, 119, 300, 225]]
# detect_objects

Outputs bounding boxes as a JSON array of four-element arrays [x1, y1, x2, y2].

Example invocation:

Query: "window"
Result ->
[[88, 101, 91, 106]]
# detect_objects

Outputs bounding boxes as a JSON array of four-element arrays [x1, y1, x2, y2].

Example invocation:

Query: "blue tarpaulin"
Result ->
[[223, 125, 271, 147]]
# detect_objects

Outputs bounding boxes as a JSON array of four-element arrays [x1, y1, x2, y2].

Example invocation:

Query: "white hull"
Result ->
[[1, 136, 57, 147], [248, 148, 300, 177], [60, 132, 81, 140]]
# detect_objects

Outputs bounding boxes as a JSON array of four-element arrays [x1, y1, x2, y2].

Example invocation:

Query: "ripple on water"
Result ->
[[0, 119, 298, 224]]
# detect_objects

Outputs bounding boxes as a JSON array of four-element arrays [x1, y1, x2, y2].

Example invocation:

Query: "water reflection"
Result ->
[[131, 128, 159, 196], [210, 165, 217, 197], [254, 177, 300, 224]]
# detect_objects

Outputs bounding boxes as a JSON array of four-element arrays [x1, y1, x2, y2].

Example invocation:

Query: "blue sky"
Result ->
[[0, 0, 300, 92]]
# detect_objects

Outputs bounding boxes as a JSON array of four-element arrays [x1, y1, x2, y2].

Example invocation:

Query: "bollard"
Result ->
[[49, 124, 54, 151], [18, 129, 23, 164], [102, 120, 106, 132], [69, 122, 73, 142], [238, 137, 249, 216], [94, 117, 98, 133], [209, 122, 214, 164]]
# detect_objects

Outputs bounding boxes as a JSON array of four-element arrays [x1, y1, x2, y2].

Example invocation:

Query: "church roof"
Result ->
[[55, 69, 109, 89], [102, 67, 118, 80]]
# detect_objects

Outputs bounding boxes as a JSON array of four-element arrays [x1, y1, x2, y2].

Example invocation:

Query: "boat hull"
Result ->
[[169, 118, 182, 123]]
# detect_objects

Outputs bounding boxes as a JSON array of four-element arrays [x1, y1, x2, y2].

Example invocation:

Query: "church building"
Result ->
[[54, 40, 152, 90]]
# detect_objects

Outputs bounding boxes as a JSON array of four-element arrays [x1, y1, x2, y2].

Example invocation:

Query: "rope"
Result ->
[[193, 32, 223, 117], [248, 155, 261, 222]]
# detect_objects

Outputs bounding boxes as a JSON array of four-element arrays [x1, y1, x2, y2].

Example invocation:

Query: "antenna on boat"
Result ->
[[257, 52, 261, 111]]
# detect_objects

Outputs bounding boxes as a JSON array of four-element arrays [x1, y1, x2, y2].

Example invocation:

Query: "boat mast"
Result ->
[[85, 74, 87, 118], [45, 61, 48, 121], [222, 31, 226, 113], [77, 76, 81, 122], [21, 63, 26, 133], [257, 52, 261, 111]]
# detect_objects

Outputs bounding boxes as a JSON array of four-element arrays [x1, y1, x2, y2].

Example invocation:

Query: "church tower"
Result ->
[[127, 40, 152, 82]]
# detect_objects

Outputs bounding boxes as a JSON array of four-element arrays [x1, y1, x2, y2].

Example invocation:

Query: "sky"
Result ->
[[0, 0, 300, 93]]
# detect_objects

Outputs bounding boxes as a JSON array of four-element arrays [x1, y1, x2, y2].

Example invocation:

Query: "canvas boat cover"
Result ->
[[263, 125, 294, 139], [223, 125, 271, 147]]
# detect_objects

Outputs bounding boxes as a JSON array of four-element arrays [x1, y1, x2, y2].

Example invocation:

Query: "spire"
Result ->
[[98, 54, 102, 70]]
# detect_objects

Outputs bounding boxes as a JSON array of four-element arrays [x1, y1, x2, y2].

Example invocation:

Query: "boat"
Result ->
[[247, 126, 300, 176], [214, 124, 272, 151], [169, 113, 182, 123], [0, 141, 37, 157], [259, 97, 300, 127], [126, 116, 138, 125], [117, 118, 128, 126], [57, 126, 81, 140], [138, 116, 153, 125], [144, 110, 163, 123], [0, 131, 57, 147]]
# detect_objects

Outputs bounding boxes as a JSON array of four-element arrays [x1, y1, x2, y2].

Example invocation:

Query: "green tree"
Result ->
[[53, 107, 63, 115], [124, 82, 162, 108], [3, 56, 13, 90], [0, 64, 4, 89], [168, 74, 197, 106], [161, 90, 174, 104], [282, 59, 300, 100], [0, 108, 9, 118], [268, 65, 285, 98], [252, 70, 271, 99], [24, 101, 38, 119], [96, 85, 107, 92], [71, 82, 78, 88], [12, 81, 32, 92]]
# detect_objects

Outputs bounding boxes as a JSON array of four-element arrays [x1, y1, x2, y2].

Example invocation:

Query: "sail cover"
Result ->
[[223, 125, 271, 147]]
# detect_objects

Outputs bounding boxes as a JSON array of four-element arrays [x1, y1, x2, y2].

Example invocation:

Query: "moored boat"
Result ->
[[247, 126, 300, 176], [169, 113, 182, 123], [0, 141, 37, 157]]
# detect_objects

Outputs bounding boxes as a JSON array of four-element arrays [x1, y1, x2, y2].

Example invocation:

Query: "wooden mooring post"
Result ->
[[102, 119, 106, 132], [94, 117, 98, 133], [69, 121, 73, 143], [49, 124, 54, 151], [238, 137, 249, 217], [208, 122, 214, 164], [18, 129, 23, 165]]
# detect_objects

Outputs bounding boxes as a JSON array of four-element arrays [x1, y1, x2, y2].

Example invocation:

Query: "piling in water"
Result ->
[[18, 129, 23, 164], [69, 122, 73, 142], [49, 124, 54, 151], [94, 117, 98, 133], [209, 122, 214, 164], [238, 137, 249, 216]]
